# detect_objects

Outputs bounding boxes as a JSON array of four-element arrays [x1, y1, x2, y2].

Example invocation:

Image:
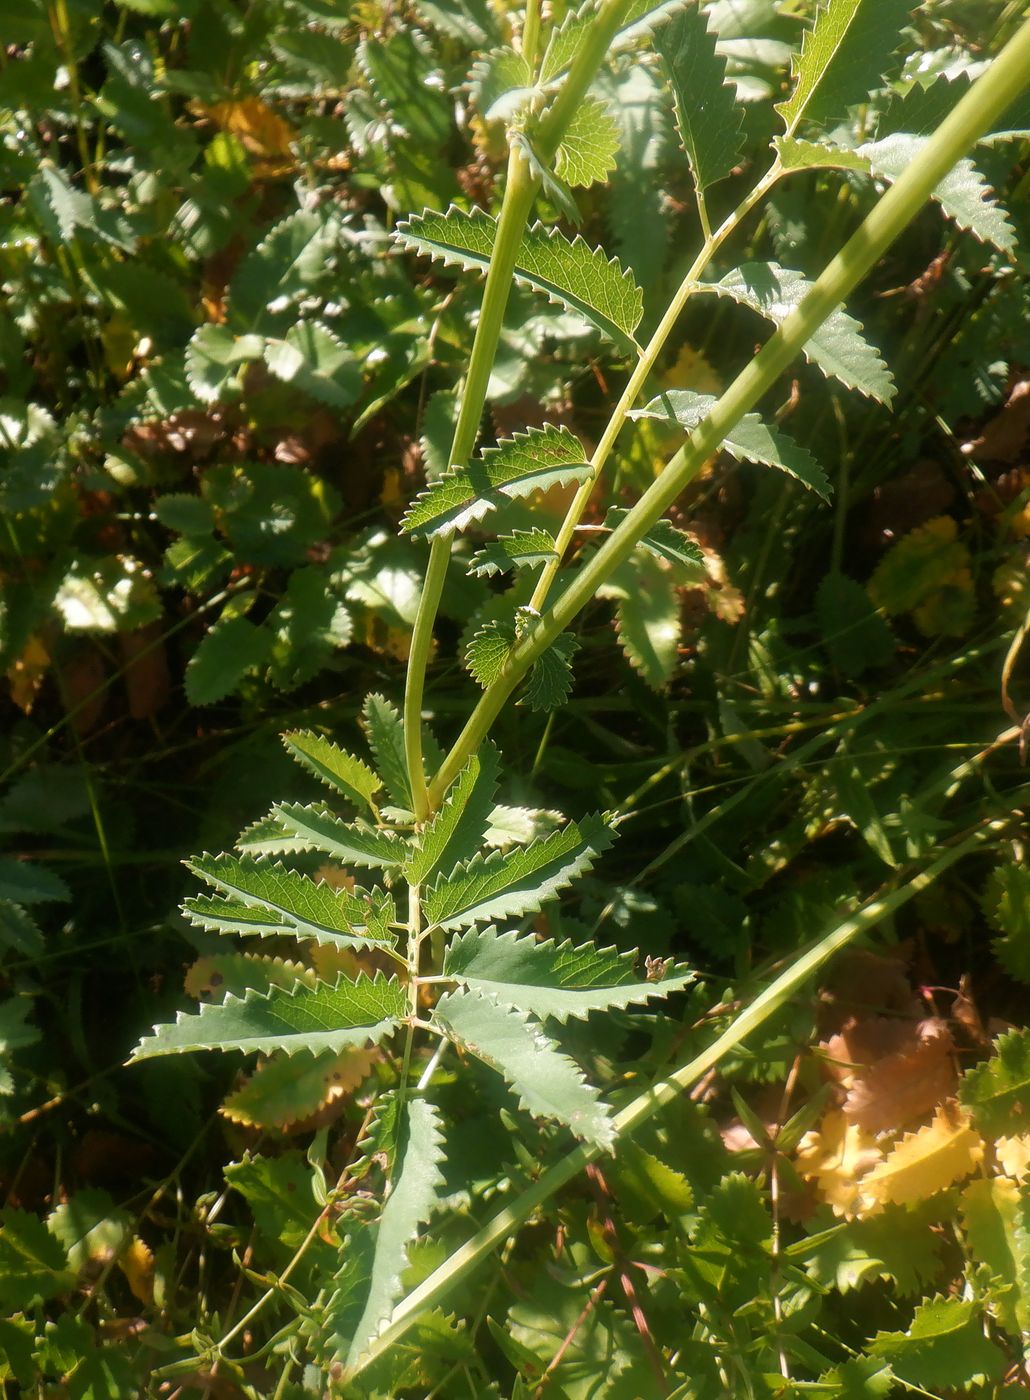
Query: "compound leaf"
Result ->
[[270, 805, 406, 869], [281, 731, 381, 811], [654, 4, 743, 193], [405, 745, 500, 885], [401, 425, 591, 538], [776, 0, 911, 137], [443, 926, 693, 1021], [702, 262, 894, 404], [131, 973, 407, 1060], [434, 989, 613, 1146], [395, 208, 643, 349], [332, 1098, 447, 1369], [185, 854, 397, 949], [424, 814, 613, 931], [631, 389, 832, 498]]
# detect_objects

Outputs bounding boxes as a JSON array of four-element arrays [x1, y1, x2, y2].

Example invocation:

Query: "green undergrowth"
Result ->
[[1, 0, 1030, 1396]]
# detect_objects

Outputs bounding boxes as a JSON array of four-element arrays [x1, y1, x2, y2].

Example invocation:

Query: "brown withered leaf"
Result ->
[[7, 635, 49, 713], [817, 949, 919, 1033], [120, 624, 170, 720], [820, 1015, 919, 1087], [963, 377, 1030, 464], [843, 1020, 956, 1133]]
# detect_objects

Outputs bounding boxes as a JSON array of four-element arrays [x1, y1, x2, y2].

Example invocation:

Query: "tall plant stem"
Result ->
[[427, 15, 1030, 806], [352, 815, 1009, 1378], [528, 163, 781, 615], [403, 0, 635, 818]]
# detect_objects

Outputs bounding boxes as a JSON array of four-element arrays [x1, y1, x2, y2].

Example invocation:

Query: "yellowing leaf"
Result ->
[[203, 98, 295, 174], [867, 516, 974, 638], [859, 1101, 983, 1213], [222, 1046, 379, 1130], [995, 1134, 1030, 1180], [6, 635, 50, 714], [661, 343, 722, 396], [119, 1237, 154, 1305], [796, 1109, 882, 1217]]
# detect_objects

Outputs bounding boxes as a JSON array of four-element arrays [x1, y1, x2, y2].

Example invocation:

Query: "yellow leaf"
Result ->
[[119, 1237, 154, 1305], [867, 516, 974, 638], [796, 1109, 883, 1217], [859, 1101, 983, 1213], [221, 1046, 378, 1130], [995, 1134, 1030, 1181], [661, 343, 722, 396], [203, 98, 295, 174]]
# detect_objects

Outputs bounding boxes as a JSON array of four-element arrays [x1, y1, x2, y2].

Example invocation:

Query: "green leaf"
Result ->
[[469, 47, 536, 121], [434, 990, 613, 1146], [630, 389, 832, 498], [185, 854, 397, 950], [264, 320, 362, 409], [405, 745, 500, 885], [959, 1029, 1030, 1138], [816, 573, 895, 676], [521, 633, 578, 713], [269, 804, 406, 870], [362, 694, 412, 812], [776, 0, 911, 137], [131, 973, 407, 1060], [226, 1150, 323, 1250], [359, 31, 451, 145], [702, 263, 895, 404], [443, 926, 692, 1021], [282, 731, 382, 811], [395, 208, 643, 350], [983, 865, 1030, 983], [332, 1098, 447, 1369], [230, 209, 340, 329], [0, 902, 44, 957], [401, 424, 590, 539], [554, 96, 620, 188], [960, 1176, 1030, 1338], [424, 814, 613, 931], [654, 4, 743, 193], [0, 861, 69, 904], [54, 556, 161, 634], [602, 508, 705, 573], [469, 528, 559, 578], [460, 616, 507, 693], [0, 1209, 73, 1309], [868, 1295, 1004, 1390], [0, 998, 40, 1056], [185, 615, 273, 706], [266, 568, 353, 691], [185, 324, 264, 404], [600, 553, 682, 689]]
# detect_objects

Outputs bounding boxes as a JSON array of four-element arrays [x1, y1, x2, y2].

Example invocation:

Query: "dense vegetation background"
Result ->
[[1, 0, 1030, 1394]]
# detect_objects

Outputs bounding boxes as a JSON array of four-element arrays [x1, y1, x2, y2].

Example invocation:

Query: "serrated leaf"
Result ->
[[229, 209, 340, 329], [601, 552, 681, 689], [521, 632, 578, 712], [654, 4, 743, 193], [185, 324, 264, 404], [776, 0, 911, 137], [270, 804, 406, 869], [281, 731, 381, 811], [405, 745, 499, 885], [484, 805, 564, 847], [434, 990, 613, 1146], [130, 973, 407, 1060], [263, 321, 362, 408], [554, 96, 620, 188], [333, 1097, 447, 1368], [465, 618, 515, 689], [395, 208, 643, 349], [443, 926, 693, 1021], [869, 1295, 1004, 1390], [702, 263, 894, 404], [362, 694, 411, 812], [469, 528, 558, 578], [424, 814, 612, 931], [960, 1175, 1030, 1338], [223, 1046, 379, 1131], [960, 1029, 1030, 1138], [469, 47, 535, 122], [185, 615, 272, 706], [401, 424, 591, 538], [185, 854, 397, 949], [602, 508, 705, 573], [983, 866, 1030, 983], [183, 953, 315, 1001], [0, 1209, 74, 1309], [859, 1101, 982, 1211]]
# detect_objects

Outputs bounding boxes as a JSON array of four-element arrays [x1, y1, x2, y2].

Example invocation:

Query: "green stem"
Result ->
[[352, 816, 1007, 1377], [528, 162, 780, 615], [402, 0, 636, 817], [428, 17, 1030, 805]]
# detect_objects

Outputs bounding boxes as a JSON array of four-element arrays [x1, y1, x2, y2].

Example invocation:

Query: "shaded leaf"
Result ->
[[960, 1029, 1030, 1138], [654, 4, 743, 193], [405, 745, 500, 885], [185, 615, 272, 706], [469, 528, 558, 578]]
